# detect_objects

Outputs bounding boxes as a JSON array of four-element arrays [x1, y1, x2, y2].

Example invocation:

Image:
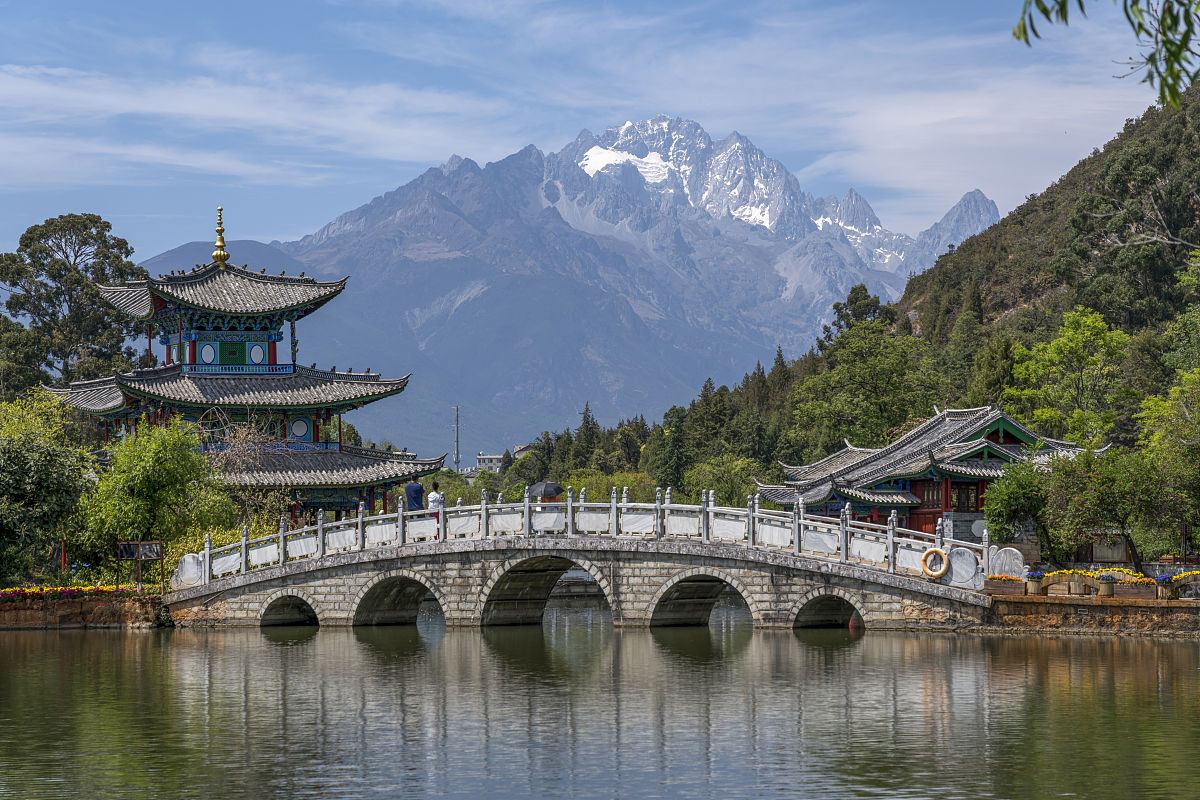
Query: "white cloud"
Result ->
[[0, 0, 1164, 236]]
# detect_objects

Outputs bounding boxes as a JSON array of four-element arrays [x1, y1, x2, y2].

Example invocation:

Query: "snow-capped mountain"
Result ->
[[252, 116, 999, 454]]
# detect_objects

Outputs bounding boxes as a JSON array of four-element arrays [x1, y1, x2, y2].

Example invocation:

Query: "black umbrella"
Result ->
[[528, 481, 565, 498]]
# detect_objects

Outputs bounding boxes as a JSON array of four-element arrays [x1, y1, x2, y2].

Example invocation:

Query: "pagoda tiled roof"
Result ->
[[98, 262, 346, 318], [55, 365, 408, 412], [760, 406, 1078, 507], [47, 376, 127, 414], [221, 446, 445, 488]]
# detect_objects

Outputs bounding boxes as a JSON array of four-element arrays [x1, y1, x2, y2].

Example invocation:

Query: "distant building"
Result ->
[[511, 443, 536, 459], [756, 406, 1085, 542], [477, 452, 503, 473]]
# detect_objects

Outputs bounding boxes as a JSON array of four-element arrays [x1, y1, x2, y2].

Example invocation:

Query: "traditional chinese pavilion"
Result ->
[[757, 406, 1083, 539], [55, 209, 444, 518]]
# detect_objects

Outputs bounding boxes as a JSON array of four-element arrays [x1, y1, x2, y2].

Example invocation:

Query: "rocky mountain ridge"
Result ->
[[150, 117, 998, 456]]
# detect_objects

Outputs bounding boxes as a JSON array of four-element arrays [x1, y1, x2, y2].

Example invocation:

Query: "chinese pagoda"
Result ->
[[55, 209, 444, 518], [756, 406, 1084, 540]]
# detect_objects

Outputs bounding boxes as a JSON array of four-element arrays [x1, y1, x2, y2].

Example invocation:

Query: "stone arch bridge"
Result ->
[[165, 490, 998, 630]]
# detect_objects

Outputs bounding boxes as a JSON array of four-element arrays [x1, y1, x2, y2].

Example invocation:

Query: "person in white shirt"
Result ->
[[427, 481, 445, 521]]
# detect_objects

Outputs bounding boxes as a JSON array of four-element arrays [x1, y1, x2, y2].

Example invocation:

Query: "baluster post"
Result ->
[[792, 489, 803, 555], [982, 526, 991, 577], [438, 499, 447, 542], [317, 508, 326, 558], [934, 517, 944, 550], [480, 489, 489, 539], [610, 487, 619, 537], [622, 486, 630, 505], [746, 495, 756, 547], [566, 487, 576, 537], [701, 490, 711, 544], [580, 487, 588, 504], [357, 501, 366, 550], [396, 499, 406, 545], [887, 510, 897, 574], [839, 503, 850, 563], [523, 487, 532, 536], [655, 487, 664, 540], [278, 515, 287, 566], [203, 534, 212, 585], [664, 487, 673, 538], [240, 524, 249, 574]]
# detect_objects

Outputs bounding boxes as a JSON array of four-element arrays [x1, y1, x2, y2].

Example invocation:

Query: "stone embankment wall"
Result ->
[[987, 596, 1200, 636], [0, 595, 163, 629]]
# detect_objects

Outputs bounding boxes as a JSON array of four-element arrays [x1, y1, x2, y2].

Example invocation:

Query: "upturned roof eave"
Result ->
[[148, 279, 346, 318], [222, 453, 446, 488], [113, 379, 409, 412]]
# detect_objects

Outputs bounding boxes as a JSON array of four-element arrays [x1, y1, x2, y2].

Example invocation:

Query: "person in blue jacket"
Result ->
[[404, 477, 425, 511]]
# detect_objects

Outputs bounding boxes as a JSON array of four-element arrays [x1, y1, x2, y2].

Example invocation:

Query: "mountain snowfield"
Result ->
[[147, 116, 998, 456]]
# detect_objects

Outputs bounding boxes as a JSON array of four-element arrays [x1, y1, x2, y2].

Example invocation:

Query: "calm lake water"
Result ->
[[3, 598, 1200, 800]]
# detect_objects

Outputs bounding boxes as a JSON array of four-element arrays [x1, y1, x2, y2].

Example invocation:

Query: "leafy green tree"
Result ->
[[73, 418, 235, 573], [1014, 0, 1200, 107], [983, 457, 1063, 564], [1004, 307, 1131, 443], [967, 332, 1017, 407], [1042, 448, 1171, 575], [788, 320, 937, 458], [572, 403, 599, 469], [683, 454, 760, 508], [561, 469, 656, 503], [818, 283, 897, 354], [940, 301, 984, 403], [0, 214, 144, 384], [0, 315, 49, 401], [0, 391, 91, 582], [687, 378, 726, 459], [654, 406, 691, 490], [1139, 366, 1200, 527]]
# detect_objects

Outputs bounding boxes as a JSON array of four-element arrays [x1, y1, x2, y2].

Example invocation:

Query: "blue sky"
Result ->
[[0, 0, 1157, 259]]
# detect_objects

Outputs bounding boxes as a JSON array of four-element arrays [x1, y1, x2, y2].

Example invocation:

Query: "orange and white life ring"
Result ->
[[921, 547, 950, 579]]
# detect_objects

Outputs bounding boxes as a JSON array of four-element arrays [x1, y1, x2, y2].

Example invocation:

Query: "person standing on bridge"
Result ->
[[428, 481, 445, 523], [405, 476, 425, 512]]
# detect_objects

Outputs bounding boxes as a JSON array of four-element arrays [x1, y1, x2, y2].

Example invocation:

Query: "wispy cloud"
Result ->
[[0, 0, 1160, 245]]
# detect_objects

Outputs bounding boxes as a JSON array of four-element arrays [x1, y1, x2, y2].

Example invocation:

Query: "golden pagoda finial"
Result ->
[[212, 206, 230, 266]]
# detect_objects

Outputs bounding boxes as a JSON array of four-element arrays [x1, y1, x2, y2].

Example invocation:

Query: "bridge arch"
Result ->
[[479, 552, 614, 626], [260, 588, 322, 626], [646, 567, 760, 626], [788, 586, 867, 629], [352, 568, 448, 626]]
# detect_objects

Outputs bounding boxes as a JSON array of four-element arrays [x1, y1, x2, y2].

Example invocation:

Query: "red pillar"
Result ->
[[268, 340, 277, 365], [871, 506, 878, 523], [942, 476, 951, 512], [188, 340, 196, 364], [382, 490, 388, 514], [313, 418, 321, 444]]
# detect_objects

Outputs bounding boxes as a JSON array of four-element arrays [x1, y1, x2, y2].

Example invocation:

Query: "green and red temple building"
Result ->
[[54, 209, 443, 518], [757, 406, 1084, 541]]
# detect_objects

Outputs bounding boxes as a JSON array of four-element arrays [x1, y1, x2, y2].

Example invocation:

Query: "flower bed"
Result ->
[[0, 585, 146, 603]]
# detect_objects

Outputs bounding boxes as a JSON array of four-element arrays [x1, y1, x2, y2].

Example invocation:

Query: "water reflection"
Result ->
[[6, 617, 1200, 798], [261, 626, 319, 647]]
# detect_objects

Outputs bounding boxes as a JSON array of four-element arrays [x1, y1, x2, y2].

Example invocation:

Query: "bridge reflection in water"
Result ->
[[5, 616, 1200, 798]]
